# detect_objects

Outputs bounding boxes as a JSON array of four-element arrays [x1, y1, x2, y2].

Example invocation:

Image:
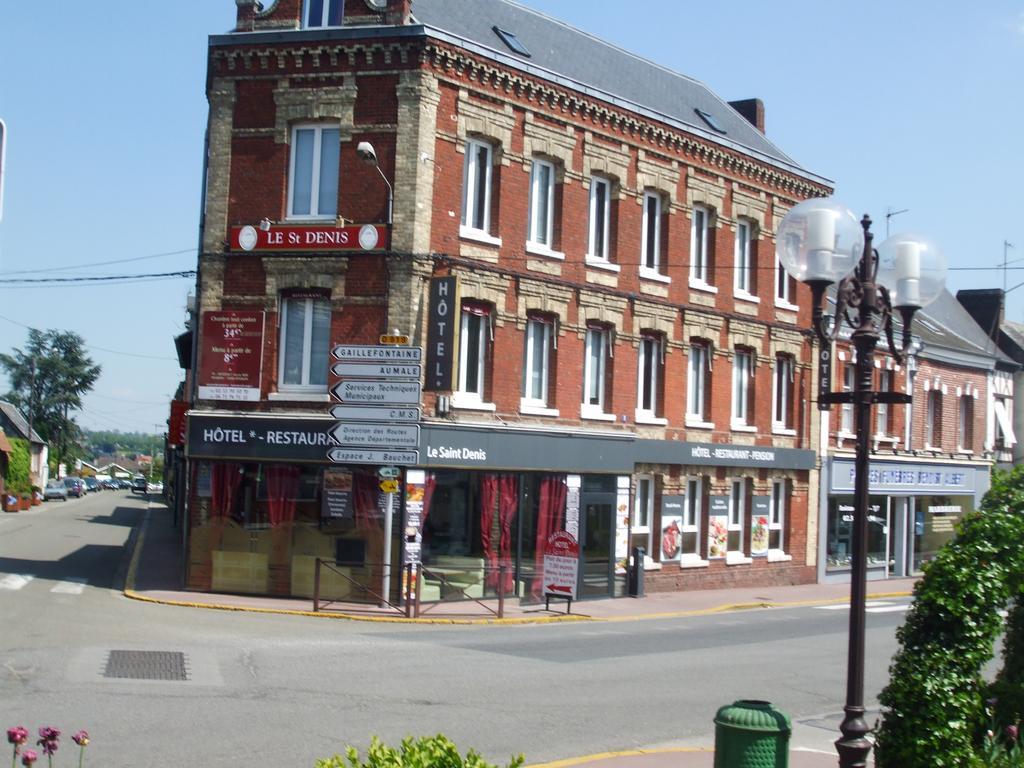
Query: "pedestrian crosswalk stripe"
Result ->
[[869, 605, 911, 613], [815, 601, 910, 614], [0, 574, 34, 590], [51, 578, 88, 594], [817, 600, 893, 610]]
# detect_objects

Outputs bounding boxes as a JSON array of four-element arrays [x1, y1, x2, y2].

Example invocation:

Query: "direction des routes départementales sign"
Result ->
[[543, 531, 579, 600]]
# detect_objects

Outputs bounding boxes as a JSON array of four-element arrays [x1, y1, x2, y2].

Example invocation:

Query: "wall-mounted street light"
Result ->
[[356, 141, 393, 230], [776, 198, 947, 768]]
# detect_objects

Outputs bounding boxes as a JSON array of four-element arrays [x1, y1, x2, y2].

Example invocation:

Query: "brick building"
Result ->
[[817, 290, 1014, 583], [185, 0, 835, 602]]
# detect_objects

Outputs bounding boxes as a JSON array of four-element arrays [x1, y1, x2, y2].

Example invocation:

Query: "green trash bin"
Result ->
[[713, 699, 791, 768]]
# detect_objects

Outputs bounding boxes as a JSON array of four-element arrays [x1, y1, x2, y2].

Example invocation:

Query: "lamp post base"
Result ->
[[835, 705, 873, 767]]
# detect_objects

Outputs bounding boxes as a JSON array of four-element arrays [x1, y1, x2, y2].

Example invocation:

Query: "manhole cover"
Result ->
[[103, 650, 189, 681]]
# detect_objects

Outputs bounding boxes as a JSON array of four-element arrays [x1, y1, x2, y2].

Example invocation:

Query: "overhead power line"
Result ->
[[0, 247, 196, 276], [0, 270, 196, 284]]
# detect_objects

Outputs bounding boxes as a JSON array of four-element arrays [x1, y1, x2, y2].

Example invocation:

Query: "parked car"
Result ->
[[131, 476, 148, 494], [146, 481, 164, 495], [43, 480, 68, 501], [83, 477, 100, 493], [63, 477, 85, 498]]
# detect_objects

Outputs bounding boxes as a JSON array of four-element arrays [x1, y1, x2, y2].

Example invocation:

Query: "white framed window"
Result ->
[[925, 389, 942, 447], [461, 139, 494, 234], [583, 325, 610, 413], [728, 479, 747, 553], [958, 394, 974, 451], [690, 204, 711, 283], [527, 159, 555, 248], [633, 475, 654, 553], [279, 295, 330, 391], [636, 334, 662, 419], [521, 317, 552, 408], [305, 0, 343, 28], [734, 219, 754, 294], [687, 341, 710, 422], [682, 476, 703, 559], [840, 364, 855, 433], [588, 176, 612, 261], [641, 191, 662, 273], [773, 354, 794, 431], [769, 479, 787, 551], [287, 125, 340, 220], [876, 369, 893, 436], [776, 254, 795, 304], [731, 348, 754, 426], [458, 303, 490, 402]]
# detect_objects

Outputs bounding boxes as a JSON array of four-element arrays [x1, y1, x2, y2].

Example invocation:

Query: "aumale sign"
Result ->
[[330, 361, 421, 379], [230, 224, 386, 252], [424, 276, 459, 392]]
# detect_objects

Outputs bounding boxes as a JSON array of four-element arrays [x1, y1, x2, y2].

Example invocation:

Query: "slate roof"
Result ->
[[409, 0, 825, 182], [0, 401, 45, 444], [913, 289, 1015, 368]]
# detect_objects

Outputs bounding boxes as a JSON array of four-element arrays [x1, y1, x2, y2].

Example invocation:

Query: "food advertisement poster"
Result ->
[[565, 476, 581, 541], [661, 495, 685, 562], [751, 495, 770, 556], [615, 477, 630, 574], [321, 469, 353, 519], [708, 495, 729, 559], [403, 470, 426, 565], [198, 311, 265, 401]]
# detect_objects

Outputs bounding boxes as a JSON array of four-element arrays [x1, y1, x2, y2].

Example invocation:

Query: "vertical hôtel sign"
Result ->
[[198, 311, 265, 402], [424, 276, 460, 392]]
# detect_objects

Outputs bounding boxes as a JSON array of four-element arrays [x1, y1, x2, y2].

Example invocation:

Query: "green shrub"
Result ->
[[875, 465, 1024, 767], [990, 595, 1024, 731], [4, 437, 31, 495], [317, 735, 524, 768]]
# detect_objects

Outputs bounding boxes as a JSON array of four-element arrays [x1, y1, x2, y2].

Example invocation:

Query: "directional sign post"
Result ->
[[326, 448, 419, 465], [331, 379, 420, 405], [332, 344, 422, 362], [331, 361, 421, 379], [329, 422, 420, 449], [330, 404, 420, 423]]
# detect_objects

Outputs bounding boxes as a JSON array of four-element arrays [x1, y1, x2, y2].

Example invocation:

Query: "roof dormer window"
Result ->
[[694, 108, 726, 134], [306, 0, 343, 28], [493, 26, 531, 58]]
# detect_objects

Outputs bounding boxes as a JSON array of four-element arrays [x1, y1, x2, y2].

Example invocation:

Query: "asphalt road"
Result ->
[[0, 492, 911, 767]]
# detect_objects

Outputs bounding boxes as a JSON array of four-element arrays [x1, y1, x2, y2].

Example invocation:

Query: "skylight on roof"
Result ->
[[694, 108, 726, 134], [493, 26, 531, 58]]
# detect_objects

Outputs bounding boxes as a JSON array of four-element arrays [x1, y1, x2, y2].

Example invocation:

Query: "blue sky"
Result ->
[[1, 1, 1022, 436]]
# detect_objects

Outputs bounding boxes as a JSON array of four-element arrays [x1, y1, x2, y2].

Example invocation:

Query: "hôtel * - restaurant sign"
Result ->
[[230, 224, 387, 252]]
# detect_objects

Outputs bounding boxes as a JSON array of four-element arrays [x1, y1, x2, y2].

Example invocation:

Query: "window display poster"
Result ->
[[321, 469, 353, 519], [615, 477, 630, 574], [198, 311, 265, 401], [661, 514, 684, 562], [196, 462, 212, 498], [708, 495, 729, 559], [751, 495, 770, 556], [404, 479, 425, 565], [565, 476, 581, 541]]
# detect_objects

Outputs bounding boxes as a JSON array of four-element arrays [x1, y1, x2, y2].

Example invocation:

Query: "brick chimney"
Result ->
[[957, 288, 1005, 342], [385, 0, 413, 25], [728, 98, 765, 134], [235, 0, 260, 32]]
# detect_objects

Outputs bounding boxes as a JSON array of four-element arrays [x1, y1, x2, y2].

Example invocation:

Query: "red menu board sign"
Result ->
[[168, 400, 189, 447], [198, 311, 265, 401], [230, 224, 386, 252]]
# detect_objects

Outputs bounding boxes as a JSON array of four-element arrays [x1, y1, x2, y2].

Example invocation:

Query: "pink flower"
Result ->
[[20, 749, 37, 766], [71, 731, 89, 747], [1007, 724, 1019, 742], [36, 727, 59, 756], [7, 727, 28, 747]]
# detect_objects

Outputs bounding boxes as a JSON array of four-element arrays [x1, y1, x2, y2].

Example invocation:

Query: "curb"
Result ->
[[527, 747, 713, 768]]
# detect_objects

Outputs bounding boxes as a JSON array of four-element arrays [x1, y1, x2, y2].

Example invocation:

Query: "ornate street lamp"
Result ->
[[776, 198, 946, 768]]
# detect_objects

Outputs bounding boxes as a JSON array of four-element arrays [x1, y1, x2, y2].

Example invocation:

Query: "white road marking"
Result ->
[[51, 578, 88, 594], [0, 574, 34, 590], [868, 604, 910, 614], [816, 600, 893, 611]]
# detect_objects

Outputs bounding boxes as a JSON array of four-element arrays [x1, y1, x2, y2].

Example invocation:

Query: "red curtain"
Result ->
[[532, 476, 566, 597], [353, 472, 380, 530], [480, 474, 499, 586], [266, 465, 300, 527], [498, 474, 519, 593], [211, 463, 242, 519]]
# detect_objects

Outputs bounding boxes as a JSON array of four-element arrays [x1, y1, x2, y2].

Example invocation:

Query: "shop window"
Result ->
[[527, 158, 556, 249], [588, 176, 612, 262], [925, 389, 942, 448], [461, 139, 494, 236], [641, 191, 664, 275], [731, 347, 754, 428], [681, 476, 703, 560], [827, 496, 889, 572], [456, 302, 491, 406], [690, 204, 712, 285], [582, 324, 611, 417], [687, 340, 711, 424], [957, 394, 974, 451], [728, 478, 748, 554], [287, 125, 340, 220], [734, 218, 755, 295], [769, 479, 787, 551], [521, 316, 554, 410], [876, 369, 894, 436], [840, 364, 855, 434], [305, 0, 343, 27], [279, 295, 330, 391], [636, 333, 663, 421], [773, 354, 794, 431], [632, 475, 653, 555]]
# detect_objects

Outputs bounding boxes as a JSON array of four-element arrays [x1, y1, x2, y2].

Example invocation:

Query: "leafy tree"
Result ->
[[0, 328, 101, 470]]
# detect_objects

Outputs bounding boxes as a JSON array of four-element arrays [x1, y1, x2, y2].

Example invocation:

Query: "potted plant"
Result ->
[[19, 493, 31, 511], [31, 486, 42, 506]]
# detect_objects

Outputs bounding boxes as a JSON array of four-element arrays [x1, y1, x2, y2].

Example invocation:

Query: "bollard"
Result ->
[[628, 546, 645, 597], [713, 700, 790, 768]]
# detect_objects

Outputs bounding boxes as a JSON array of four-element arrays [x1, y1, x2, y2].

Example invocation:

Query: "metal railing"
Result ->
[[312, 558, 405, 616], [410, 564, 508, 619]]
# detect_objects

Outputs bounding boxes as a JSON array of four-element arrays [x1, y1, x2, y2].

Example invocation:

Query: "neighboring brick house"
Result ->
[[185, 0, 834, 602], [818, 290, 1013, 583], [0, 401, 48, 490]]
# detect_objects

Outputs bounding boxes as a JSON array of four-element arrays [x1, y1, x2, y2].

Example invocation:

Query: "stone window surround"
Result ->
[[456, 90, 514, 164], [272, 80, 358, 144]]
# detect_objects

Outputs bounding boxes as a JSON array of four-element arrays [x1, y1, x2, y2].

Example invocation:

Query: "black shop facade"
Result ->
[[185, 413, 815, 602]]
